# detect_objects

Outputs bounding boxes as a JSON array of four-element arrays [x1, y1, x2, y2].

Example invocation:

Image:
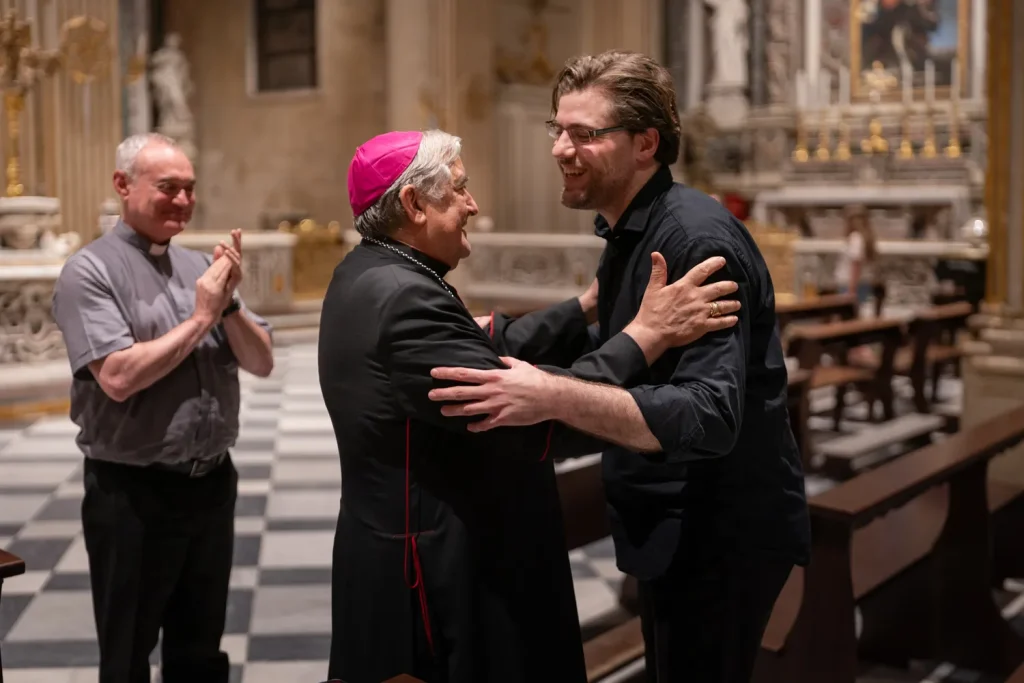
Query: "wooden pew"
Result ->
[[1009, 661, 1024, 683], [787, 369, 813, 471], [852, 301, 972, 414], [788, 318, 906, 469], [555, 456, 645, 682], [0, 548, 26, 683], [753, 405, 1024, 683], [775, 294, 859, 335]]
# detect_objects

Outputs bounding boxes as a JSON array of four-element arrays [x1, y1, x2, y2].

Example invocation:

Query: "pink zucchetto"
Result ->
[[347, 131, 424, 217]]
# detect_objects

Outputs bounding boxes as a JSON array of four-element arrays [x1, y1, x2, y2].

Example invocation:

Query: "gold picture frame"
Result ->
[[849, 0, 969, 100]]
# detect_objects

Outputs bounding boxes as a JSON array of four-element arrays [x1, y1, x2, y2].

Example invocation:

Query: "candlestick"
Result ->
[[921, 106, 937, 158], [898, 109, 914, 159], [901, 61, 912, 105], [945, 97, 962, 158], [925, 60, 935, 104], [793, 112, 809, 162], [951, 57, 960, 101], [27, 0, 37, 48], [835, 115, 851, 161]]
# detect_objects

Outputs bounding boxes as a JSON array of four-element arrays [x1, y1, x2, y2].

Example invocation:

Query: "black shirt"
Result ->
[[589, 166, 810, 579]]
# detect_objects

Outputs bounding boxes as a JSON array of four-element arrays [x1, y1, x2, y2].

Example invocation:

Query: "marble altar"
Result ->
[[793, 238, 987, 307], [173, 231, 297, 315], [0, 253, 67, 366]]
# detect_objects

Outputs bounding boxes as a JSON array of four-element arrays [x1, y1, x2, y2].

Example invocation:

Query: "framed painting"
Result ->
[[850, 0, 969, 100]]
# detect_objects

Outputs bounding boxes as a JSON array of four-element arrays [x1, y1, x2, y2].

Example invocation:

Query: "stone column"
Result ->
[[961, 0, 1024, 486], [386, 0, 497, 292], [749, 0, 766, 106]]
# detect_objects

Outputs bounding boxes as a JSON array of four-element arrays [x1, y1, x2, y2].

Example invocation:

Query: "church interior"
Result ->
[[1, 0, 1024, 681]]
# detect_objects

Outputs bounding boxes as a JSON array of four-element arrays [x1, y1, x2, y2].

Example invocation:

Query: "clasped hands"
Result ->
[[429, 252, 741, 432], [194, 229, 245, 325]]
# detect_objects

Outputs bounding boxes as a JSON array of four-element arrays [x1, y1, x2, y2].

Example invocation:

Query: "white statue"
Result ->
[[149, 33, 196, 159], [705, 0, 749, 86]]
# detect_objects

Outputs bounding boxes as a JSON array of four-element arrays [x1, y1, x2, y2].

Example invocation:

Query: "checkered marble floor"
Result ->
[[0, 344, 1021, 683], [0, 345, 626, 682]]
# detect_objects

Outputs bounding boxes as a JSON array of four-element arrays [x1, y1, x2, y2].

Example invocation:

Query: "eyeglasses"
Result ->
[[545, 120, 629, 145]]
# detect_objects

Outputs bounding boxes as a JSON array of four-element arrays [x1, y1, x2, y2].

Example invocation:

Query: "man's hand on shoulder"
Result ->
[[428, 357, 556, 431], [623, 252, 741, 364]]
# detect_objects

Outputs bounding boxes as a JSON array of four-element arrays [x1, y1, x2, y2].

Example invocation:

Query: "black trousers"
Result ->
[[81, 456, 238, 683], [638, 550, 794, 683]]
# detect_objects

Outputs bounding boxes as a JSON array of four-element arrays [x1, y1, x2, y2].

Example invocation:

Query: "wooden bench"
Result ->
[[788, 318, 905, 431], [753, 405, 1024, 683], [1009, 661, 1024, 683], [555, 455, 645, 682], [853, 302, 972, 413], [776, 294, 859, 355], [0, 548, 26, 683], [816, 412, 946, 479], [787, 369, 813, 471]]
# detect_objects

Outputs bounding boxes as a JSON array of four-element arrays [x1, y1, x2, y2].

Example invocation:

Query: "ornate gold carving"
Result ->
[[60, 15, 111, 84], [0, 10, 110, 197], [279, 219, 348, 301]]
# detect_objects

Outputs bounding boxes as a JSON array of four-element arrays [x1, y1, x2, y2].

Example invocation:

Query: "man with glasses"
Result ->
[[431, 51, 810, 683]]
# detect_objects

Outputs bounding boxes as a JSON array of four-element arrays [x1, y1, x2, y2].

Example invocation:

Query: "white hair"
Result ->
[[354, 129, 462, 239], [115, 133, 180, 178]]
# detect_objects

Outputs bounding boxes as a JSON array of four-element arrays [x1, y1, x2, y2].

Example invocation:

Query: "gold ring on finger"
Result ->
[[709, 301, 720, 318]]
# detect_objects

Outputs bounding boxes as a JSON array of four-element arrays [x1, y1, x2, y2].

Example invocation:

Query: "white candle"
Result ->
[[925, 60, 935, 104], [27, 0, 38, 47], [795, 70, 807, 110], [950, 57, 960, 101], [44, 0, 57, 46], [820, 71, 832, 110], [839, 66, 850, 107], [902, 61, 913, 104]]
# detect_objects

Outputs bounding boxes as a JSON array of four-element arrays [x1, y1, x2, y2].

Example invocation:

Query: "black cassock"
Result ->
[[318, 238, 647, 683]]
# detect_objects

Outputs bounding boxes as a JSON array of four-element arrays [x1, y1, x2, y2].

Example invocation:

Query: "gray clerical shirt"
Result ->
[[51, 220, 273, 467]]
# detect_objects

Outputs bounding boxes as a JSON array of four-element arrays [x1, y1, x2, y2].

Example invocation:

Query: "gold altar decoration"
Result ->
[[834, 114, 852, 161], [945, 98, 962, 159], [0, 9, 111, 197], [746, 220, 797, 303], [278, 219, 348, 301], [860, 61, 895, 156], [815, 110, 831, 162], [792, 114, 809, 163], [898, 109, 914, 159], [921, 106, 938, 158]]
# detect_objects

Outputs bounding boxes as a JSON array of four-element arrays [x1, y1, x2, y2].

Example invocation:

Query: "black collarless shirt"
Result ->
[[588, 166, 810, 579]]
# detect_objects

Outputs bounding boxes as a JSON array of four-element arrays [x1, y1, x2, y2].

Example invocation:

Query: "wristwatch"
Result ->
[[222, 297, 242, 318]]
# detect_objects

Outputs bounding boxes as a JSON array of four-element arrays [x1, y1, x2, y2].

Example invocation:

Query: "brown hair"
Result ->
[[844, 204, 877, 261], [550, 50, 682, 166]]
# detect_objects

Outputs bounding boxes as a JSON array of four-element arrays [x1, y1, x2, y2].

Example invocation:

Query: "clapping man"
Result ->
[[52, 133, 274, 683]]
